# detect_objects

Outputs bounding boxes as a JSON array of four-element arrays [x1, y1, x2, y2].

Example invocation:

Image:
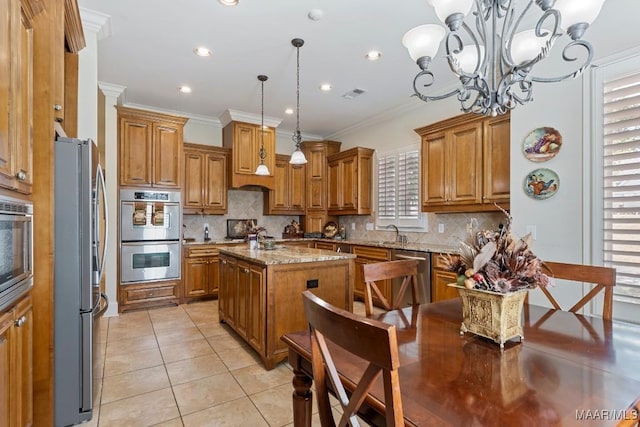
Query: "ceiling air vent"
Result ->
[[342, 88, 365, 100]]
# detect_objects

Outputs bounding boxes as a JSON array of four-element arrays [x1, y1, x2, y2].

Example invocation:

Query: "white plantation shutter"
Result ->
[[377, 147, 425, 229], [602, 71, 640, 303]]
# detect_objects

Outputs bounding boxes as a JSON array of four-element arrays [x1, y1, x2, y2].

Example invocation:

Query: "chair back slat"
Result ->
[[363, 259, 419, 316], [302, 291, 404, 427], [541, 261, 616, 320]]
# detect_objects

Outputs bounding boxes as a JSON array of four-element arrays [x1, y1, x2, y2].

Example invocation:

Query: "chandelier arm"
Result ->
[[526, 39, 594, 83], [411, 69, 464, 102]]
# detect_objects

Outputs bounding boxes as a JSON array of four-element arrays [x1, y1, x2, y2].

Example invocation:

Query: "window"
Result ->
[[592, 52, 640, 315], [602, 69, 640, 304], [376, 145, 426, 230]]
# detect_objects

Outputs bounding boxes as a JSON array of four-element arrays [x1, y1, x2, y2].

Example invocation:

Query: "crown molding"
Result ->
[[122, 102, 222, 126], [98, 82, 126, 101], [219, 109, 281, 128], [80, 7, 111, 40]]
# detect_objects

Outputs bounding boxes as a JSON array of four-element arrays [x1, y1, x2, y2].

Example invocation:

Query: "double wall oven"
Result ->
[[120, 189, 181, 284]]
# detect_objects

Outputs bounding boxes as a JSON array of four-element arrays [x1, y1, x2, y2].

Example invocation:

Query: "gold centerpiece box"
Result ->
[[441, 206, 551, 349]]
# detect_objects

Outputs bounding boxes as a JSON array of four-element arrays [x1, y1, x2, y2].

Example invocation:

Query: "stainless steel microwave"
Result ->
[[0, 195, 33, 311]]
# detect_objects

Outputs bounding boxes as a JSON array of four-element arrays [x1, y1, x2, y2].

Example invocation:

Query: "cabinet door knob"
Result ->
[[222, 260, 227, 264], [54, 104, 62, 111], [16, 170, 27, 180], [243, 268, 249, 273], [14, 316, 27, 327]]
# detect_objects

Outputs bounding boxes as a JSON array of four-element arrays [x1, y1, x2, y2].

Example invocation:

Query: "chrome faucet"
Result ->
[[386, 224, 408, 248]]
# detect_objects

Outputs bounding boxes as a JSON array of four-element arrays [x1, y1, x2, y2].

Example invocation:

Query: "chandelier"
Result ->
[[290, 38, 308, 165], [255, 75, 270, 176], [402, 0, 607, 117]]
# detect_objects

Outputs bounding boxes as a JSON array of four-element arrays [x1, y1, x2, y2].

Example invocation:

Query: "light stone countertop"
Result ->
[[183, 238, 459, 254], [217, 245, 356, 266]]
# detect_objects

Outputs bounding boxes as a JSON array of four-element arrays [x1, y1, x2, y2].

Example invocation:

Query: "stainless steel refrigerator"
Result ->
[[54, 137, 108, 426]]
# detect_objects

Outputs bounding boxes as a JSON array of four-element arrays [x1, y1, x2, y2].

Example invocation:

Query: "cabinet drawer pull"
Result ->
[[16, 170, 27, 180], [14, 316, 27, 327]]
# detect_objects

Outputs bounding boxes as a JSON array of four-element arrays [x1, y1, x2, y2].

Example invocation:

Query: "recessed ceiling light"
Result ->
[[194, 47, 212, 57], [308, 9, 324, 21], [284, 108, 294, 115], [218, 0, 238, 5], [319, 83, 332, 92], [365, 50, 382, 61], [178, 86, 192, 93]]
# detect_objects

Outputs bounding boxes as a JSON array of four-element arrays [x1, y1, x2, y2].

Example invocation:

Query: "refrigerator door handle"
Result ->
[[94, 292, 109, 318], [95, 164, 108, 285]]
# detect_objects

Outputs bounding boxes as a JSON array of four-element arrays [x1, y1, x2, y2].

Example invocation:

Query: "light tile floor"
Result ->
[[89, 299, 373, 426]]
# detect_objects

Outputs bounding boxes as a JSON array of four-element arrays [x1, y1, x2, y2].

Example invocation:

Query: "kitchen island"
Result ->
[[217, 245, 355, 369]]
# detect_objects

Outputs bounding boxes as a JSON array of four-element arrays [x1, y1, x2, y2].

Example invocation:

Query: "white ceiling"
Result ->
[[76, 0, 629, 139], [77, 0, 457, 138]]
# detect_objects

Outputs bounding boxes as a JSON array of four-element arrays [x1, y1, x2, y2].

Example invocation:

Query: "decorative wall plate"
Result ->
[[522, 127, 562, 162], [523, 168, 559, 200]]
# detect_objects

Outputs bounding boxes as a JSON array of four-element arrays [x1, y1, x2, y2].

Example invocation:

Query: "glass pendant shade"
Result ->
[[290, 148, 307, 165], [510, 30, 551, 65], [432, 0, 473, 24], [554, 0, 606, 30], [402, 24, 446, 62], [452, 45, 484, 74], [255, 163, 270, 175]]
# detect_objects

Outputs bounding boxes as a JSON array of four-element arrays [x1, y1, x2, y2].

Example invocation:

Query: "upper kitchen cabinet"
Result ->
[[301, 140, 341, 232], [118, 106, 188, 189], [0, 0, 42, 194], [264, 154, 306, 215], [222, 121, 275, 190], [183, 143, 229, 215], [327, 147, 374, 215], [416, 113, 510, 213]]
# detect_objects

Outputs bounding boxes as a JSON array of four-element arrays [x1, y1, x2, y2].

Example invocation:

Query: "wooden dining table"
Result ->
[[281, 299, 640, 426]]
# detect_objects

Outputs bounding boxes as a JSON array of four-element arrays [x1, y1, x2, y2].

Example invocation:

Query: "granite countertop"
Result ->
[[183, 237, 458, 254], [218, 245, 356, 266]]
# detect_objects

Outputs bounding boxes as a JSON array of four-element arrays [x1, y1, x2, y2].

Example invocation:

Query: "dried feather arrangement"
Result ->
[[441, 206, 552, 293]]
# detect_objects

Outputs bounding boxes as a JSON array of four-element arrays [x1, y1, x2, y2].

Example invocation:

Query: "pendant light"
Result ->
[[255, 75, 270, 176], [289, 38, 307, 165]]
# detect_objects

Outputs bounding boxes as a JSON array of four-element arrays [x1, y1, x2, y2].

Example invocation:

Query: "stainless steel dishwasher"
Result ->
[[391, 249, 431, 305]]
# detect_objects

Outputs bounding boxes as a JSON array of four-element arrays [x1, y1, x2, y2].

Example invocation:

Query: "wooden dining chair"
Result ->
[[362, 259, 419, 316], [617, 395, 640, 426], [301, 290, 404, 427], [539, 261, 617, 320]]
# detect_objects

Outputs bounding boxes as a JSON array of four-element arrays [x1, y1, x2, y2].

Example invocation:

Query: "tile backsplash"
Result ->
[[183, 189, 505, 247]]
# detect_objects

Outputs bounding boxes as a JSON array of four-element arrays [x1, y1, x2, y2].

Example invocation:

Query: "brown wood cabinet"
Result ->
[[416, 113, 510, 213], [222, 121, 275, 190], [264, 154, 306, 215], [218, 254, 265, 355], [0, 0, 35, 194], [183, 245, 220, 302], [301, 140, 341, 233], [183, 143, 229, 215], [119, 280, 181, 312], [0, 294, 33, 427], [352, 245, 391, 306], [327, 147, 374, 215], [117, 106, 188, 189], [218, 251, 353, 370], [431, 252, 460, 302]]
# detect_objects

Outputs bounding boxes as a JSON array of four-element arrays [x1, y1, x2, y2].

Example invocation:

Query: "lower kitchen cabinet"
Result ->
[[218, 251, 353, 369], [183, 245, 220, 302], [218, 254, 265, 354], [0, 293, 32, 427], [352, 245, 391, 306], [120, 280, 181, 312], [431, 252, 460, 302]]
